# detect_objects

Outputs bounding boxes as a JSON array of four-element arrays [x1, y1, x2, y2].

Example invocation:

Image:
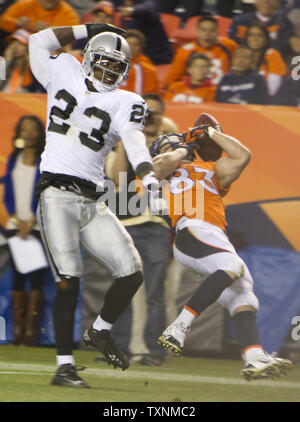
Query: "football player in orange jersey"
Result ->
[[150, 115, 293, 381]]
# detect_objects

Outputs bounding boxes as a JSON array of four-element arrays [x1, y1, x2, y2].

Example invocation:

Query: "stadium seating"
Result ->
[[172, 15, 232, 45], [160, 13, 182, 39]]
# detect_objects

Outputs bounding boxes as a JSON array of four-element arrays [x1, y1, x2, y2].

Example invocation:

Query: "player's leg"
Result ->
[[219, 267, 293, 380], [80, 201, 143, 370], [158, 224, 242, 355], [37, 187, 89, 388]]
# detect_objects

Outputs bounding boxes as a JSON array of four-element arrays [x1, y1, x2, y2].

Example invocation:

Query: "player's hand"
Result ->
[[148, 184, 169, 216], [34, 21, 49, 32], [142, 172, 169, 216], [85, 23, 126, 39], [16, 16, 30, 29]]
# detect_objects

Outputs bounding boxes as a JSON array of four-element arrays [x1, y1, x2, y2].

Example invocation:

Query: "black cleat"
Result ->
[[51, 364, 90, 388], [83, 328, 130, 371]]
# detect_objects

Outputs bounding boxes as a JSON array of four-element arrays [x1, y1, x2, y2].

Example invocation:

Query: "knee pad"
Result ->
[[218, 288, 259, 316], [115, 271, 143, 291], [219, 254, 246, 279]]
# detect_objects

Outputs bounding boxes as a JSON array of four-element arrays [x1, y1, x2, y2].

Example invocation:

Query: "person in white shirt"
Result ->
[[4, 115, 46, 347], [29, 22, 166, 388]]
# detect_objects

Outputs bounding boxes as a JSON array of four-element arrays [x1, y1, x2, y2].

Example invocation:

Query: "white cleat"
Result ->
[[157, 323, 190, 356], [242, 352, 293, 381]]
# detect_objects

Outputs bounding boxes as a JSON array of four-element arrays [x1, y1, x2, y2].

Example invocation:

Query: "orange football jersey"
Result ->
[[259, 48, 287, 77], [163, 155, 229, 231], [120, 54, 160, 95], [165, 37, 238, 87], [164, 77, 216, 103]]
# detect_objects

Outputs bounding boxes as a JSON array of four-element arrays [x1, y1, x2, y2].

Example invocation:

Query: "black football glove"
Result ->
[[85, 23, 126, 40]]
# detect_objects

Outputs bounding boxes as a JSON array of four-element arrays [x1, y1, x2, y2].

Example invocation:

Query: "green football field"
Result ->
[[0, 345, 299, 402]]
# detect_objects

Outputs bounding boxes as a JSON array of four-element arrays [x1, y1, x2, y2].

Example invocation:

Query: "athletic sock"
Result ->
[[56, 355, 75, 367], [243, 345, 264, 363], [232, 311, 261, 349], [232, 311, 263, 361], [185, 270, 233, 316], [93, 315, 113, 332], [173, 307, 196, 330]]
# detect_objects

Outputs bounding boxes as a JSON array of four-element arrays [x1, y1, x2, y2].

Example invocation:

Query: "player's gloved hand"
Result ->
[[85, 23, 126, 39], [142, 172, 169, 216]]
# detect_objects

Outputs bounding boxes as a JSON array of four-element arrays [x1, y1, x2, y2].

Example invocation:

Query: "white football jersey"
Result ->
[[40, 53, 148, 186]]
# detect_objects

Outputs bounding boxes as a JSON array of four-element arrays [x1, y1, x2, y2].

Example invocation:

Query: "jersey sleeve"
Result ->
[[265, 49, 287, 76], [28, 28, 62, 89], [115, 94, 148, 133]]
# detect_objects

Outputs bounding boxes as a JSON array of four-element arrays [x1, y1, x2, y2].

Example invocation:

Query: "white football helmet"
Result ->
[[82, 31, 131, 91]]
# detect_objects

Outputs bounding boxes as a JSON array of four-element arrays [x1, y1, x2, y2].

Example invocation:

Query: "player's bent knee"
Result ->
[[115, 271, 143, 291], [232, 305, 257, 316], [227, 291, 259, 317]]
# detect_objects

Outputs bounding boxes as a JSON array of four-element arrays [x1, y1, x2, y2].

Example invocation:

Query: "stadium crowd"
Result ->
[[0, 0, 299, 106]]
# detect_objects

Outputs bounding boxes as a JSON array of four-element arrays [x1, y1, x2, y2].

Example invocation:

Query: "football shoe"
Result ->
[[242, 352, 293, 381], [51, 364, 90, 388], [157, 322, 190, 356], [83, 328, 130, 370]]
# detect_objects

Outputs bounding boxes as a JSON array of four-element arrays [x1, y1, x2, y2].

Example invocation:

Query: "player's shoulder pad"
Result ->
[[117, 88, 145, 104]]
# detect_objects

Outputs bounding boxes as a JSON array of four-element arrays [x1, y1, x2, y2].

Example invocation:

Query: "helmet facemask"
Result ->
[[82, 32, 131, 92], [150, 133, 184, 157], [90, 51, 130, 89]]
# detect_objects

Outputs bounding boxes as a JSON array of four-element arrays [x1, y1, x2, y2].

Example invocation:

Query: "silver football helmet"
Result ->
[[82, 32, 131, 91]]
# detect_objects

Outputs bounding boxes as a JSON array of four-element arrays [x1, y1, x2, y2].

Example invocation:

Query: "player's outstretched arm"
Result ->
[[210, 128, 252, 188], [153, 148, 189, 181], [29, 24, 126, 87]]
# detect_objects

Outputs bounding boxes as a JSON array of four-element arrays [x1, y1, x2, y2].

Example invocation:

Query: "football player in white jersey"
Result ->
[[29, 23, 166, 388]]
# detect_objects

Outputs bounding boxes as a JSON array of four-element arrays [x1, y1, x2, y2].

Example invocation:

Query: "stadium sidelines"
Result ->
[[0, 362, 299, 389]]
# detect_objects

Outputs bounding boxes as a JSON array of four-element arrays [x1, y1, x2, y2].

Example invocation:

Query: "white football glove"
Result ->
[[142, 172, 169, 216]]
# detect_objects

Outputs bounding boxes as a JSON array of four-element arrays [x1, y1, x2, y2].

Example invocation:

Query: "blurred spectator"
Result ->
[[73, 1, 115, 52], [121, 29, 160, 95], [106, 93, 177, 366], [0, 29, 45, 93], [273, 74, 300, 106], [65, 0, 94, 19], [243, 23, 286, 95], [0, 0, 14, 53], [275, 0, 300, 68], [0, 0, 80, 35], [117, 0, 173, 65], [87, 1, 115, 24], [0, 0, 13, 14], [164, 53, 216, 103], [153, 0, 238, 19], [165, 15, 238, 88], [228, 0, 282, 45], [216, 46, 269, 104], [4, 115, 46, 346]]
